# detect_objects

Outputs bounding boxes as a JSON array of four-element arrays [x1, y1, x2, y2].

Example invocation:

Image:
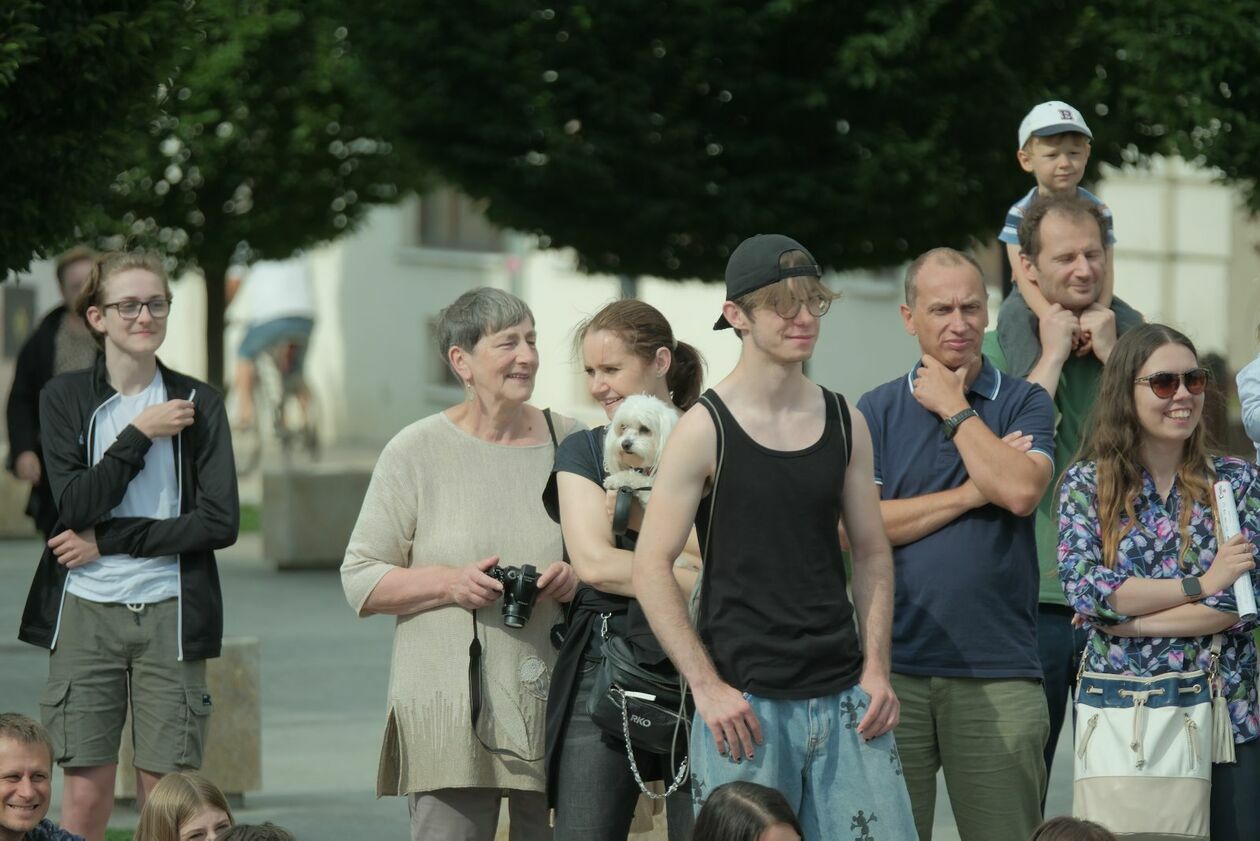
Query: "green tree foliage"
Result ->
[[84, 0, 409, 385], [345, 1, 1259, 281], [0, 0, 188, 274]]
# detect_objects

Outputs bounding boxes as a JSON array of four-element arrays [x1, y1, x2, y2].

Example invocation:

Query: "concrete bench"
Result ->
[[262, 465, 370, 569], [115, 636, 261, 805]]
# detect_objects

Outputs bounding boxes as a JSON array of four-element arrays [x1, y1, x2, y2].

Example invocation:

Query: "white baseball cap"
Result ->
[[1018, 101, 1093, 149]]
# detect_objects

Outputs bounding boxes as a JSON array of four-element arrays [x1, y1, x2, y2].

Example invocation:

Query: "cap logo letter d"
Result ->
[[1060, 109, 1074, 120]]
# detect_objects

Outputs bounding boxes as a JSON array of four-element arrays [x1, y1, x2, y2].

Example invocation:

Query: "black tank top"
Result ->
[[694, 387, 862, 699]]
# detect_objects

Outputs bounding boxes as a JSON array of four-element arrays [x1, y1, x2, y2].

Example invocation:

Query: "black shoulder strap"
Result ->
[[831, 391, 852, 466], [542, 407, 558, 448]]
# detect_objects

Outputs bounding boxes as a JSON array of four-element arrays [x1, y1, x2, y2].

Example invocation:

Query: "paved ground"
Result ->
[[0, 526, 1074, 840]]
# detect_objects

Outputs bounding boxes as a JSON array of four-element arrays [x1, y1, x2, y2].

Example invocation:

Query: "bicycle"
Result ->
[[229, 336, 319, 475]]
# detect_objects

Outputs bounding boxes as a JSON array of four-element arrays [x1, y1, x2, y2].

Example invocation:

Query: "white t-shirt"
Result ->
[[66, 371, 180, 604], [240, 258, 315, 323]]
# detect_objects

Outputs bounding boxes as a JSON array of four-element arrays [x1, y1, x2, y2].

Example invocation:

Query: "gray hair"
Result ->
[[436, 287, 535, 360], [904, 247, 983, 306]]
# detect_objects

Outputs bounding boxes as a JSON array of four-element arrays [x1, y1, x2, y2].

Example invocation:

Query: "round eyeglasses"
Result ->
[[772, 295, 832, 320], [101, 298, 172, 320], [1133, 368, 1209, 399]]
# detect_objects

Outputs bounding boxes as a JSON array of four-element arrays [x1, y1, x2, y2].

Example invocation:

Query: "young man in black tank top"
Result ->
[[633, 235, 916, 840]]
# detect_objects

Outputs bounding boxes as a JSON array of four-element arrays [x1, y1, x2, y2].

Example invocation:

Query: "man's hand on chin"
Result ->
[[1079, 303, 1117, 363]]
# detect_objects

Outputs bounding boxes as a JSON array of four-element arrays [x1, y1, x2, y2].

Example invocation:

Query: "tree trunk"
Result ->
[[202, 256, 229, 390]]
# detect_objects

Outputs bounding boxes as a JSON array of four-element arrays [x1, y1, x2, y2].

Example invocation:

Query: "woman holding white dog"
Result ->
[[543, 299, 705, 840], [342, 287, 581, 841]]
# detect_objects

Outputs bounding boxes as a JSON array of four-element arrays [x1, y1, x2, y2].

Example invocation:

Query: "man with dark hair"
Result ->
[[634, 234, 915, 840], [983, 192, 1143, 784], [6, 247, 99, 536], [859, 247, 1055, 840], [0, 713, 84, 841]]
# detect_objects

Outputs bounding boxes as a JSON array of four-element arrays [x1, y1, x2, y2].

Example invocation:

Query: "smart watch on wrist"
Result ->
[[941, 408, 979, 440], [1181, 576, 1203, 599]]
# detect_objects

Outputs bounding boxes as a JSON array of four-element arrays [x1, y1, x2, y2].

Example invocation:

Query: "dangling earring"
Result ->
[[464, 381, 474, 401]]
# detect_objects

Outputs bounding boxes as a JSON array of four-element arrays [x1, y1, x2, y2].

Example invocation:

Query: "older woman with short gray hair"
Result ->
[[342, 287, 582, 841]]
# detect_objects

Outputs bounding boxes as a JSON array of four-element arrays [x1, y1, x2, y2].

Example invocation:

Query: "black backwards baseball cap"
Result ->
[[714, 234, 822, 330]]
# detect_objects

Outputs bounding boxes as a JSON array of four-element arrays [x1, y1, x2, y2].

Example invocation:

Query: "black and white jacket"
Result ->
[[19, 355, 238, 661]]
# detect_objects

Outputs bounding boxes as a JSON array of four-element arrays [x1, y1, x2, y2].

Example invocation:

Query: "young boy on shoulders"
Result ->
[[997, 100, 1141, 376]]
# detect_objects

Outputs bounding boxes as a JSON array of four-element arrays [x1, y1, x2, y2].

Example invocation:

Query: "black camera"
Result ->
[[487, 564, 540, 629]]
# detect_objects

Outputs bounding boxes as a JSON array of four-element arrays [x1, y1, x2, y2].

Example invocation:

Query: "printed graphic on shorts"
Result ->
[[850, 809, 878, 839], [839, 694, 867, 730], [889, 742, 902, 776]]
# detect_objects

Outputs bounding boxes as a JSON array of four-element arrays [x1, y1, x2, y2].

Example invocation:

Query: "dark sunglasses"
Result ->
[[1133, 368, 1210, 399]]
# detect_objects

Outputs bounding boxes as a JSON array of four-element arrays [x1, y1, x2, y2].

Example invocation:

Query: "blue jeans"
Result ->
[[689, 684, 916, 841], [1037, 603, 1088, 781]]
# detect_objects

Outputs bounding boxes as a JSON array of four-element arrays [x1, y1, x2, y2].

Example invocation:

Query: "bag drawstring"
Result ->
[[1128, 694, 1148, 769], [1185, 714, 1201, 771]]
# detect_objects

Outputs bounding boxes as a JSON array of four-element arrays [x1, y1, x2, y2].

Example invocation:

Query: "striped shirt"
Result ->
[[998, 185, 1116, 246]]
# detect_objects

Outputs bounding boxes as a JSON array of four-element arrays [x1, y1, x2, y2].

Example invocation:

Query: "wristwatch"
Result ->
[[941, 408, 979, 440], [1181, 576, 1203, 599]]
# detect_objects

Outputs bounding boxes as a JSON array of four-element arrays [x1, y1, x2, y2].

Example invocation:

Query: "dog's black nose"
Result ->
[[621, 439, 634, 452]]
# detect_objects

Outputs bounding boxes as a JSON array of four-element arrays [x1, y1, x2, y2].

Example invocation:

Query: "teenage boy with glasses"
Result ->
[[982, 192, 1145, 789], [632, 234, 915, 841]]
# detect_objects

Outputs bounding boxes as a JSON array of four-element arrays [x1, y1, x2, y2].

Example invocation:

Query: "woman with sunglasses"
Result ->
[[1058, 323, 1260, 839], [19, 251, 238, 840]]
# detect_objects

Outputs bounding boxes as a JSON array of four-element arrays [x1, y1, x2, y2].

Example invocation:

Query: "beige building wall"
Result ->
[[1099, 157, 1260, 365]]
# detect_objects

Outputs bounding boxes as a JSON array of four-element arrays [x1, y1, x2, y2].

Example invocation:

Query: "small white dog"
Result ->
[[603, 394, 678, 506]]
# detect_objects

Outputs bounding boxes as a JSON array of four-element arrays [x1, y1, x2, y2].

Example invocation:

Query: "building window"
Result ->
[[417, 188, 504, 252]]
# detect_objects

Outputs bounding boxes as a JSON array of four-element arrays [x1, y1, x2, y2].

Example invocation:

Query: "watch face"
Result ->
[[1182, 577, 1202, 597]]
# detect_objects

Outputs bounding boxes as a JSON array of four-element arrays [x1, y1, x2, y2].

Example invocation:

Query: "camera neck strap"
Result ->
[[467, 611, 543, 763]]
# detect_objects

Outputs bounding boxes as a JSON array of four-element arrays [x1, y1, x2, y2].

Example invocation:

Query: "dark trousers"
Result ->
[[1036, 603, 1089, 783], [1212, 736, 1260, 840], [552, 665, 693, 841]]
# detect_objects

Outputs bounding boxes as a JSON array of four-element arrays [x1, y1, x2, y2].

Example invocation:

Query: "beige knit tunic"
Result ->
[[341, 410, 582, 797]]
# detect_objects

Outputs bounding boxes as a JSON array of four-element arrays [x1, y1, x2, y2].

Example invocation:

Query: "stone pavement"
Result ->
[[0, 530, 1073, 839]]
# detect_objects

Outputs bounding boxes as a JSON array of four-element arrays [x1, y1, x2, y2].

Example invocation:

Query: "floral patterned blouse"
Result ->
[[1058, 456, 1260, 743]]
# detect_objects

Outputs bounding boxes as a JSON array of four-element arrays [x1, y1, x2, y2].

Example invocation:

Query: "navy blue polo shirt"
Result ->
[[856, 357, 1054, 678]]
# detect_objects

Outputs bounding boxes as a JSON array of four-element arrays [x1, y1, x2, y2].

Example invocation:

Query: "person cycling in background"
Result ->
[[226, 257, 316, 431]]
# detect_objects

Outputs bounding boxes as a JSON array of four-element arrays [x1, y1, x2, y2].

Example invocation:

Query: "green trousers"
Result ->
[[891, 673, 1049, 841]]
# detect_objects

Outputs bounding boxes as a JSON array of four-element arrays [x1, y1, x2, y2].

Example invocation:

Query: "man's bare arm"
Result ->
[[879, 484, 983, 546], [877, 431, 1033, 545], [633, 406, 763, 761], [842, 410, 900, 740]]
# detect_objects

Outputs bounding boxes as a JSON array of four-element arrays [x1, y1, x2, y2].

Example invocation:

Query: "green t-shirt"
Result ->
[[982, 331, 1102, 605]]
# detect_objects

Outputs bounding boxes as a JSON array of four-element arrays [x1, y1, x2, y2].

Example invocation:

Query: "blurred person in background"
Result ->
[[6, 246, 100, 537], [225, 258, 315, 431], [1238, 324, 1260, 463], [341, 287, 580, 841]]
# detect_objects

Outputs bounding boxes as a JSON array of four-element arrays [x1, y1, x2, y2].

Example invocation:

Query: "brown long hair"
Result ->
[[134, 772, 233, 841], [1075, 324, 1214, 569], [574, 299, 705, 409]]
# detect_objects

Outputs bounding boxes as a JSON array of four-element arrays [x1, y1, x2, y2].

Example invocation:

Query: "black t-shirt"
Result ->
[[545, 426, 666, 661]]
